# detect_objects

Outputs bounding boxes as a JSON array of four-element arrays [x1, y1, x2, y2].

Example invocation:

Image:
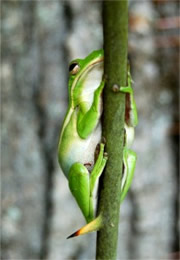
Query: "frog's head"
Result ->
[[68, 49, 104, 107]]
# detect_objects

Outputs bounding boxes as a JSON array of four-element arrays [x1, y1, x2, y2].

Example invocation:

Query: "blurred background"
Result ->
[[1, 0, 179, 259]]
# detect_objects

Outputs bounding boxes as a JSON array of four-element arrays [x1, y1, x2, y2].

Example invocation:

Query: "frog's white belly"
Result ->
[[64, 123, 102, 176], [58, 60, 103, 177]]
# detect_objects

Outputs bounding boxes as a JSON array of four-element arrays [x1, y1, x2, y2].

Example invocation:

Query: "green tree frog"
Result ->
[[58, 50, 138, 235]]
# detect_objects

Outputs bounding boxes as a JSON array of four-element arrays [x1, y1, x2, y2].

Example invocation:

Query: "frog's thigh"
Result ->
[[68, 162, 90, 220], [120, 148, 137, 203]]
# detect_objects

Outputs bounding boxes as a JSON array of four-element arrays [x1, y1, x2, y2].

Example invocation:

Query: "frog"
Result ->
[[57, 50, 138, 236]]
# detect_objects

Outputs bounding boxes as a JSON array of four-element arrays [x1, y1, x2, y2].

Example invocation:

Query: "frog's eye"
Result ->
[[69, 62, 80, 75]]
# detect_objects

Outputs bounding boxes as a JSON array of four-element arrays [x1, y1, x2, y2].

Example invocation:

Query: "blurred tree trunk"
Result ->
[[2, 1, 67, 259]]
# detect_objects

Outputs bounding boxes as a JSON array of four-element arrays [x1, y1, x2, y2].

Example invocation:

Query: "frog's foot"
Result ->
[[120, 148, 137, 203]]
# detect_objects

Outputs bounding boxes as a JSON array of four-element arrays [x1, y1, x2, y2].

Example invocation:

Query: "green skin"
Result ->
[[58, 50, 138, 223]]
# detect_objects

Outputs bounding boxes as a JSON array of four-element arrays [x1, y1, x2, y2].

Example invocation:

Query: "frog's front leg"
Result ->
[[120, 147, 137, 203], [68, 143, 107, 223], [119, 74, 138, 127], [77, 79, 105, 139]]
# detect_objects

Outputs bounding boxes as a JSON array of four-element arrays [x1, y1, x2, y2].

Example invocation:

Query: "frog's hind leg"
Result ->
[[68, 162, 91, 223], [120, 148, 137, 203], [69, 144, 107, 224]]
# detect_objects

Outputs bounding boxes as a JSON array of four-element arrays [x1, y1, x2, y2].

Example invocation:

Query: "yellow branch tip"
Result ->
[[66, 215, 103, 239]]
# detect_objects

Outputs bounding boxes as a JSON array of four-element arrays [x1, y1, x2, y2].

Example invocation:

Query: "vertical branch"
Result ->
[[96, 0, 128, 259]]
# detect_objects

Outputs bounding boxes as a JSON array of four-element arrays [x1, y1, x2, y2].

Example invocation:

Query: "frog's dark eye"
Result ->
[[69, 62, 80, 75]]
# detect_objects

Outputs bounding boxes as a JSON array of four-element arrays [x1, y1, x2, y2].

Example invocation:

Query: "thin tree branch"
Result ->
[[96, 0, 128, 259]]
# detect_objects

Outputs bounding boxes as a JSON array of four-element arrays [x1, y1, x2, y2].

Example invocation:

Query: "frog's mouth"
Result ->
[[70, 57, 104, 108]]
